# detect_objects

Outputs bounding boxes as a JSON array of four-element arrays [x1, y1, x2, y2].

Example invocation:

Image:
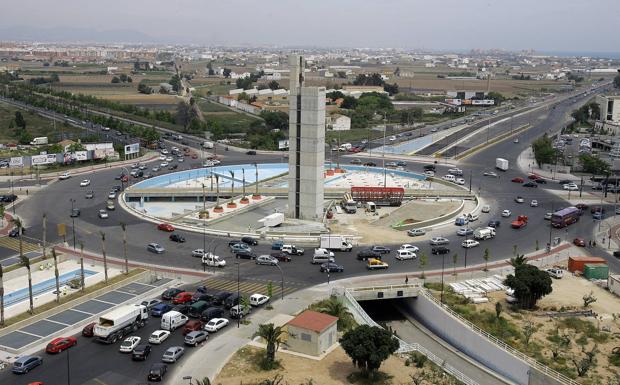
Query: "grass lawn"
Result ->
[[205, 112, 261, 133], [198, 100, 232, 113], [0, 103, 82, 143]]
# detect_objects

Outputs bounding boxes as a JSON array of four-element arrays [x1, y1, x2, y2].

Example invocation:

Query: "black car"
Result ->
[[169, 233, 186, 243], [320, 262, 344, 273], [212, 291, 233, 305], [147, 363, 167, 381], [168, 165, 178, 170], [224, 293, 240, 309], [614, 251, 620, 259], [241, 236, 258, 246], [270, 252, 292, 262], [246, 150, 257, 155], [8, 227, 22, 238], [363, 162, 377, 167], [172, 304, 191, 315], [431, 246, 450, 255], [162, 288, 184, 300], [70, 208, 81, 217], [1, 194, 17, 202], [370, 245, 391, 254], [132, 344, 152, 361], [522, 182, 538, 188], [487, 220, 501, 228], [228, 240, 243, 248], [236, 250, 257, 260], [356, 249, 381, 261], [112, 185, 122, 192], [423, 164, 436, 171], [534, 179, 547, 184]]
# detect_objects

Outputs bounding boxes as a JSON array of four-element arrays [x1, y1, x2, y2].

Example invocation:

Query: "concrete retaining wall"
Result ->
[[400, 294, 530, 385]]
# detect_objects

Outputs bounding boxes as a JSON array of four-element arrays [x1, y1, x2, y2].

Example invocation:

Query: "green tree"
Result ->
[[509, 254, 528, 267], [340, 96, 357, 109], [14, 111, 26, 129], [340, 325, 399, 378], [383, 83, 399, 96], [260, 111, 288, 131], [315, 296, 355, 331], [222, 68, 232, 78], [504, 264, 552, 309], [137, 80, 153, 94], [495, 302, 502, 320], [483, 248, 490, 271], [531, 134, 557, 167], [487, 91, 505, 106], [252, 323, 286, 369], [579, 154, 610, 175]]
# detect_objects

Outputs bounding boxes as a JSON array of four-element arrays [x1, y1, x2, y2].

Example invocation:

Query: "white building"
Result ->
[[327, 114, 351, 131], [597, 95, 620, 124]]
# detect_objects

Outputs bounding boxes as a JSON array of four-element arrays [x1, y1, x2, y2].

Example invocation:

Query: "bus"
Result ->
[[551, 207, 581, 228]]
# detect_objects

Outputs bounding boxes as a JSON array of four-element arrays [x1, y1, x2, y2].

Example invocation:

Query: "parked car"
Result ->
[[82, 322, 96, 337], [161, 288, 184, 301], [182, 320, 204, 335], [204, 317, 230, 332], [184, 330, 208, 346], [141, 299, 162, 310], [45, 337, 77, 353], [173, 292, 194, 304]]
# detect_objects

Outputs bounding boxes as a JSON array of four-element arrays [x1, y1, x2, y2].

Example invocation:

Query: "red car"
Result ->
[[82, 322, 95, 337], [183, 320, 204, 335], [121, 175, 129, 182], [511, 177, 524, 183], [528, 174, 540, 180], [172, 292, 193, 304], [573, 238, 586, 247], [46, 336, 77, 353], [158, 223, 175, 232]]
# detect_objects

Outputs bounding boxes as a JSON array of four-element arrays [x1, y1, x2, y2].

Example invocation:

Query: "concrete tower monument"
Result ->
[[287, 55, 326, 220]]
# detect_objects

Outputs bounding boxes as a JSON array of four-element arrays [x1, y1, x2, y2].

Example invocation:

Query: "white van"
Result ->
[[160, 311, 188, 331], [312, 249, 335, 264], [442, 175, 456, 182]]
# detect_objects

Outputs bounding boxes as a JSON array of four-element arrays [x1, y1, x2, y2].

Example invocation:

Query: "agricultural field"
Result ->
[[0, 103, 82, 143]]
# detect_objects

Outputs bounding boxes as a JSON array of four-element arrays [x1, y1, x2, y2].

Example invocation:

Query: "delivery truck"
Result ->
[[258, 213, 284, 228], [320, 235, 353, 251], [93, 304, 149, 343], [30, 137, 48, 146], [496, 158, 509, 171], [473, 227, 496, 240], [202, 141, 214, 149]]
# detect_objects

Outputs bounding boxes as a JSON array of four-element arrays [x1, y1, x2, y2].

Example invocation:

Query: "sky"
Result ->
[[1, 0, 619, 53]]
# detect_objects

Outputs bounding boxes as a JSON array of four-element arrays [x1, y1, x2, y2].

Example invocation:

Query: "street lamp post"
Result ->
[[66, 345, 72, 385], [236, 262, 240, 328], [201, 183, 206, 272], [464, 234, 469, 268], [69, 198, 76, 250], [440, 252, 446, 304]]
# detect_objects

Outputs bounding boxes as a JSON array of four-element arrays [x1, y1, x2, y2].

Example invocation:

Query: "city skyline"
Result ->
[[0, 0, 618, 53]]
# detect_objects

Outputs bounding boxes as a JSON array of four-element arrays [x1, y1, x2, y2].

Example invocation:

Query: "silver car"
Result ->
[[184, 330, 208, 347], [407, 229, 426, 237], [162, 346, 185, 363], [256, 255, 278, 266], [147, 243, 165, 254]]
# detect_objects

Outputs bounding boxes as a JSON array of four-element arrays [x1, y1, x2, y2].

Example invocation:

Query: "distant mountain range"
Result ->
[[0, 26, 157, 44]]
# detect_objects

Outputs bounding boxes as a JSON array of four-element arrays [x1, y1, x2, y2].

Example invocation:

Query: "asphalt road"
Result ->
[[1, 85, 617, 385]]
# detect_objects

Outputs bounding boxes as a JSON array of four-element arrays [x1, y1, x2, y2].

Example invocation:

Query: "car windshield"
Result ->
[[121, 341, 131, 347], [164, 351, 174, 356]]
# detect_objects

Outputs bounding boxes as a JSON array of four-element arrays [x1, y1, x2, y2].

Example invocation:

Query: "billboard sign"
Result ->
[[278, 140, 289, 150], [124, 143, 140, 155], [74, 151, 88, 161], [31, 154, 57, 165], [9, 157, 23, 167]]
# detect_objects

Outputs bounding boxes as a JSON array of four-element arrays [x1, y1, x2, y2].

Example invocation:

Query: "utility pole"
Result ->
[[42, 213, 47, 259], [469, 170, 473, 193]]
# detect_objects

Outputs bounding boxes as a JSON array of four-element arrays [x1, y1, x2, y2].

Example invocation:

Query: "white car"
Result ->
[[544, 212, 553, 220], [430, 237, 450, 245], [119, 336, 141, 353], [407, 229, 426, 236], [424, 171, 435, 177], [249, 293, 270, 307], [395, 250, 416, 260], [160, 162, 169, 167], [501, 210, 511, 217], [530, 200, 538, 207], [159, 155, 167, 160], [514, 196, 524, 204], [455, 178, 466, 185], [166, 156, 173, 162], [204, 318, 230, 332], [149, 330, 171, 344], [462, 239, 480, 248], [108, 192, 116, 199], [563, 183, 578, 191], [80, 179, 91, 187], [98, 209, 108, 219], [161, 149, 169, 155], [58, 172, 71, 180], [483, 171, 498, 177], [178, 157, 184, 162], [399, 244, 420, 253], [481, 205, 490, 213], [389, 135, 397, 141]]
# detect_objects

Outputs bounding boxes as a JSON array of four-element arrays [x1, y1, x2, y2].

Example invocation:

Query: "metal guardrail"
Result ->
[[348, 283, 421, 293], [342, 289, 479, 385], [420, 289, 580, 385]]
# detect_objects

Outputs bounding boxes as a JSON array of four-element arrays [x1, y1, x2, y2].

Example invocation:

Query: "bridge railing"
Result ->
[[342, 289, 479, 385]]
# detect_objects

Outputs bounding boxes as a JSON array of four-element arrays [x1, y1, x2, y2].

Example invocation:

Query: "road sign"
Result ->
[[57, 223, 66, 237]]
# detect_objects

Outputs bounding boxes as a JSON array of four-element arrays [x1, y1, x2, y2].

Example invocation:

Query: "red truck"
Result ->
[[511, 215, 528, 229]]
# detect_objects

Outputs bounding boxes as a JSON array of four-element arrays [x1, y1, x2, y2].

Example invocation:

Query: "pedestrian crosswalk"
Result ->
[[0, 236, 40, 253], [199, 276, 299, 297]]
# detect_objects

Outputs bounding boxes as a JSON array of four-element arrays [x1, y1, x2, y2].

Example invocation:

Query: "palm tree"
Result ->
[[483, 248, 490, 272], [51, 248, 60, 303], [79, 241, 85, 291], [509, 255, 528, 268], [0, 264, 4, 326], [252, 323, 286, 368], [452, 253, 458, 276], [120, 222, 128, 274], [0, 203, 5, 227], [419, 252, 428, 282], [13, 217, 33, 314], [100, 231, 108, 283], [195, 377, 212, 385], [317, 296, 355, 331]]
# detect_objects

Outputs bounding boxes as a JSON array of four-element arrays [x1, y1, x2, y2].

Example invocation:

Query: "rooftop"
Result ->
[[287, 310, 338, 333]]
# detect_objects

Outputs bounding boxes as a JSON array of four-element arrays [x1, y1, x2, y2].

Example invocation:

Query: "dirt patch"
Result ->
[[214, 345, 439, 385]]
